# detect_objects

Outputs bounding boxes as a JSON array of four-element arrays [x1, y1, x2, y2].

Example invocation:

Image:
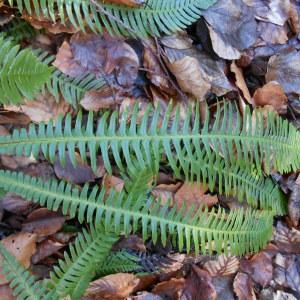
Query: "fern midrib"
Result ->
[[0, 132, 295, 151], [0, 174, 266, 237]]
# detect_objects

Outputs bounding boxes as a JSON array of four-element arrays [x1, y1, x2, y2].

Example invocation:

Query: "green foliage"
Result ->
[[46, 224, 119, 300], [97, 251, 141, 276], [8, 0, 217, 37], [2, 18, 38, 43], [0, 35, 52, 104], [0, 243, 48, 300], [0, 169, 273, 256]]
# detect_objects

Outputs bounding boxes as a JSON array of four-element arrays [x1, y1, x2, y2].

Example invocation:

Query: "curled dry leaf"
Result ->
[[253, 81, 287, 114], [266, 50, 300, 95], [0, 232, 37, 284], [175, 182, 218, 210], [203, 255, 240, 277], [240, 251, 273, 288], [182, 265, 217, 300], [152, 278, 185, 300], [113, 235, 146, 252], [233, 272, 257, 300], [84, 273, 140, 300], [143, 40, 173, 94], [22, 208, 65, 237], [230, 61, 252, 104], [54, 152, 96, 184]]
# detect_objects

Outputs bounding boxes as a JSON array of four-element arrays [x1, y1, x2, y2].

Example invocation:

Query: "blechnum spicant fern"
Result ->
[[8, 0, 217, 37], [0, 169, 273, 256], [0, 34, 52, 104]]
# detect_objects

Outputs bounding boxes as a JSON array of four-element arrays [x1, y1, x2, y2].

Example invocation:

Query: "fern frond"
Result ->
[[97, 250, 141, 276], [0, 170, 273, 255], [8, 0, 217, 37], [35, 51, 105, 107], [0, 103, 298, 174], [0, 35, 52, 104], [46, 224, 119, 300], [0, 243, 47, 300]]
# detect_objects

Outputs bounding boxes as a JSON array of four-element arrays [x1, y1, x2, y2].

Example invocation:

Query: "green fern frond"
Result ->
[[8, 0, 217, 37], [0, 243, 47, 300], [0, 170, 273, 255], [97, 250, 141, 276], [45, 224, 118, 300], [0, 35, 52, 104], [35, 51, 105, 107]]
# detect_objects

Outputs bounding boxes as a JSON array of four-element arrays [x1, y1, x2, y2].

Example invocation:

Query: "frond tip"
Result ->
[[0, 35, 52, 104], [0, 170, 274, 256]]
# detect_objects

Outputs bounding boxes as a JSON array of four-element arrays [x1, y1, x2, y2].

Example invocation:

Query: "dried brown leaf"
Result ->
[[288, 174, 300, 227], [152, 278, 185, 300], [175, 182, 218, 210], [182, 265, 217, 300], [253, 81, 288, 114], [84, 273, 140, 300], [233, 272, 256, 300], [54, 152, 96, 184], [1, 193, 33, 215], [240, 252, 273, 287], [203, 255, 240, 277], [22, 208, 65, 237]]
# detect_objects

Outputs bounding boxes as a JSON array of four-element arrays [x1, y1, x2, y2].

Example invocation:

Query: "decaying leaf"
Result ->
[[175, 182, 218, 210], [266, 50, 300, 95], [1, 193, 33, 215], [233, 272, 257, 300], [22, 208, 65, 237], [54, 152, 96, 184], [288, 174, 300, 227], [152, 278, 185, 300], [203, 0, 258, 59], [203, 255, 240, 277], [240, 252, 273, 287], [84, 273, 140, 300], [182, 265, 217, 300], [253, 81, 287, 114], [161, 34, 232, 100]]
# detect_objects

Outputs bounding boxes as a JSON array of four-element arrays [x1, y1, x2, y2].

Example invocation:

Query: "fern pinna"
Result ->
[[0, 170, 273, 256], [8, 0, 217, 37]]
